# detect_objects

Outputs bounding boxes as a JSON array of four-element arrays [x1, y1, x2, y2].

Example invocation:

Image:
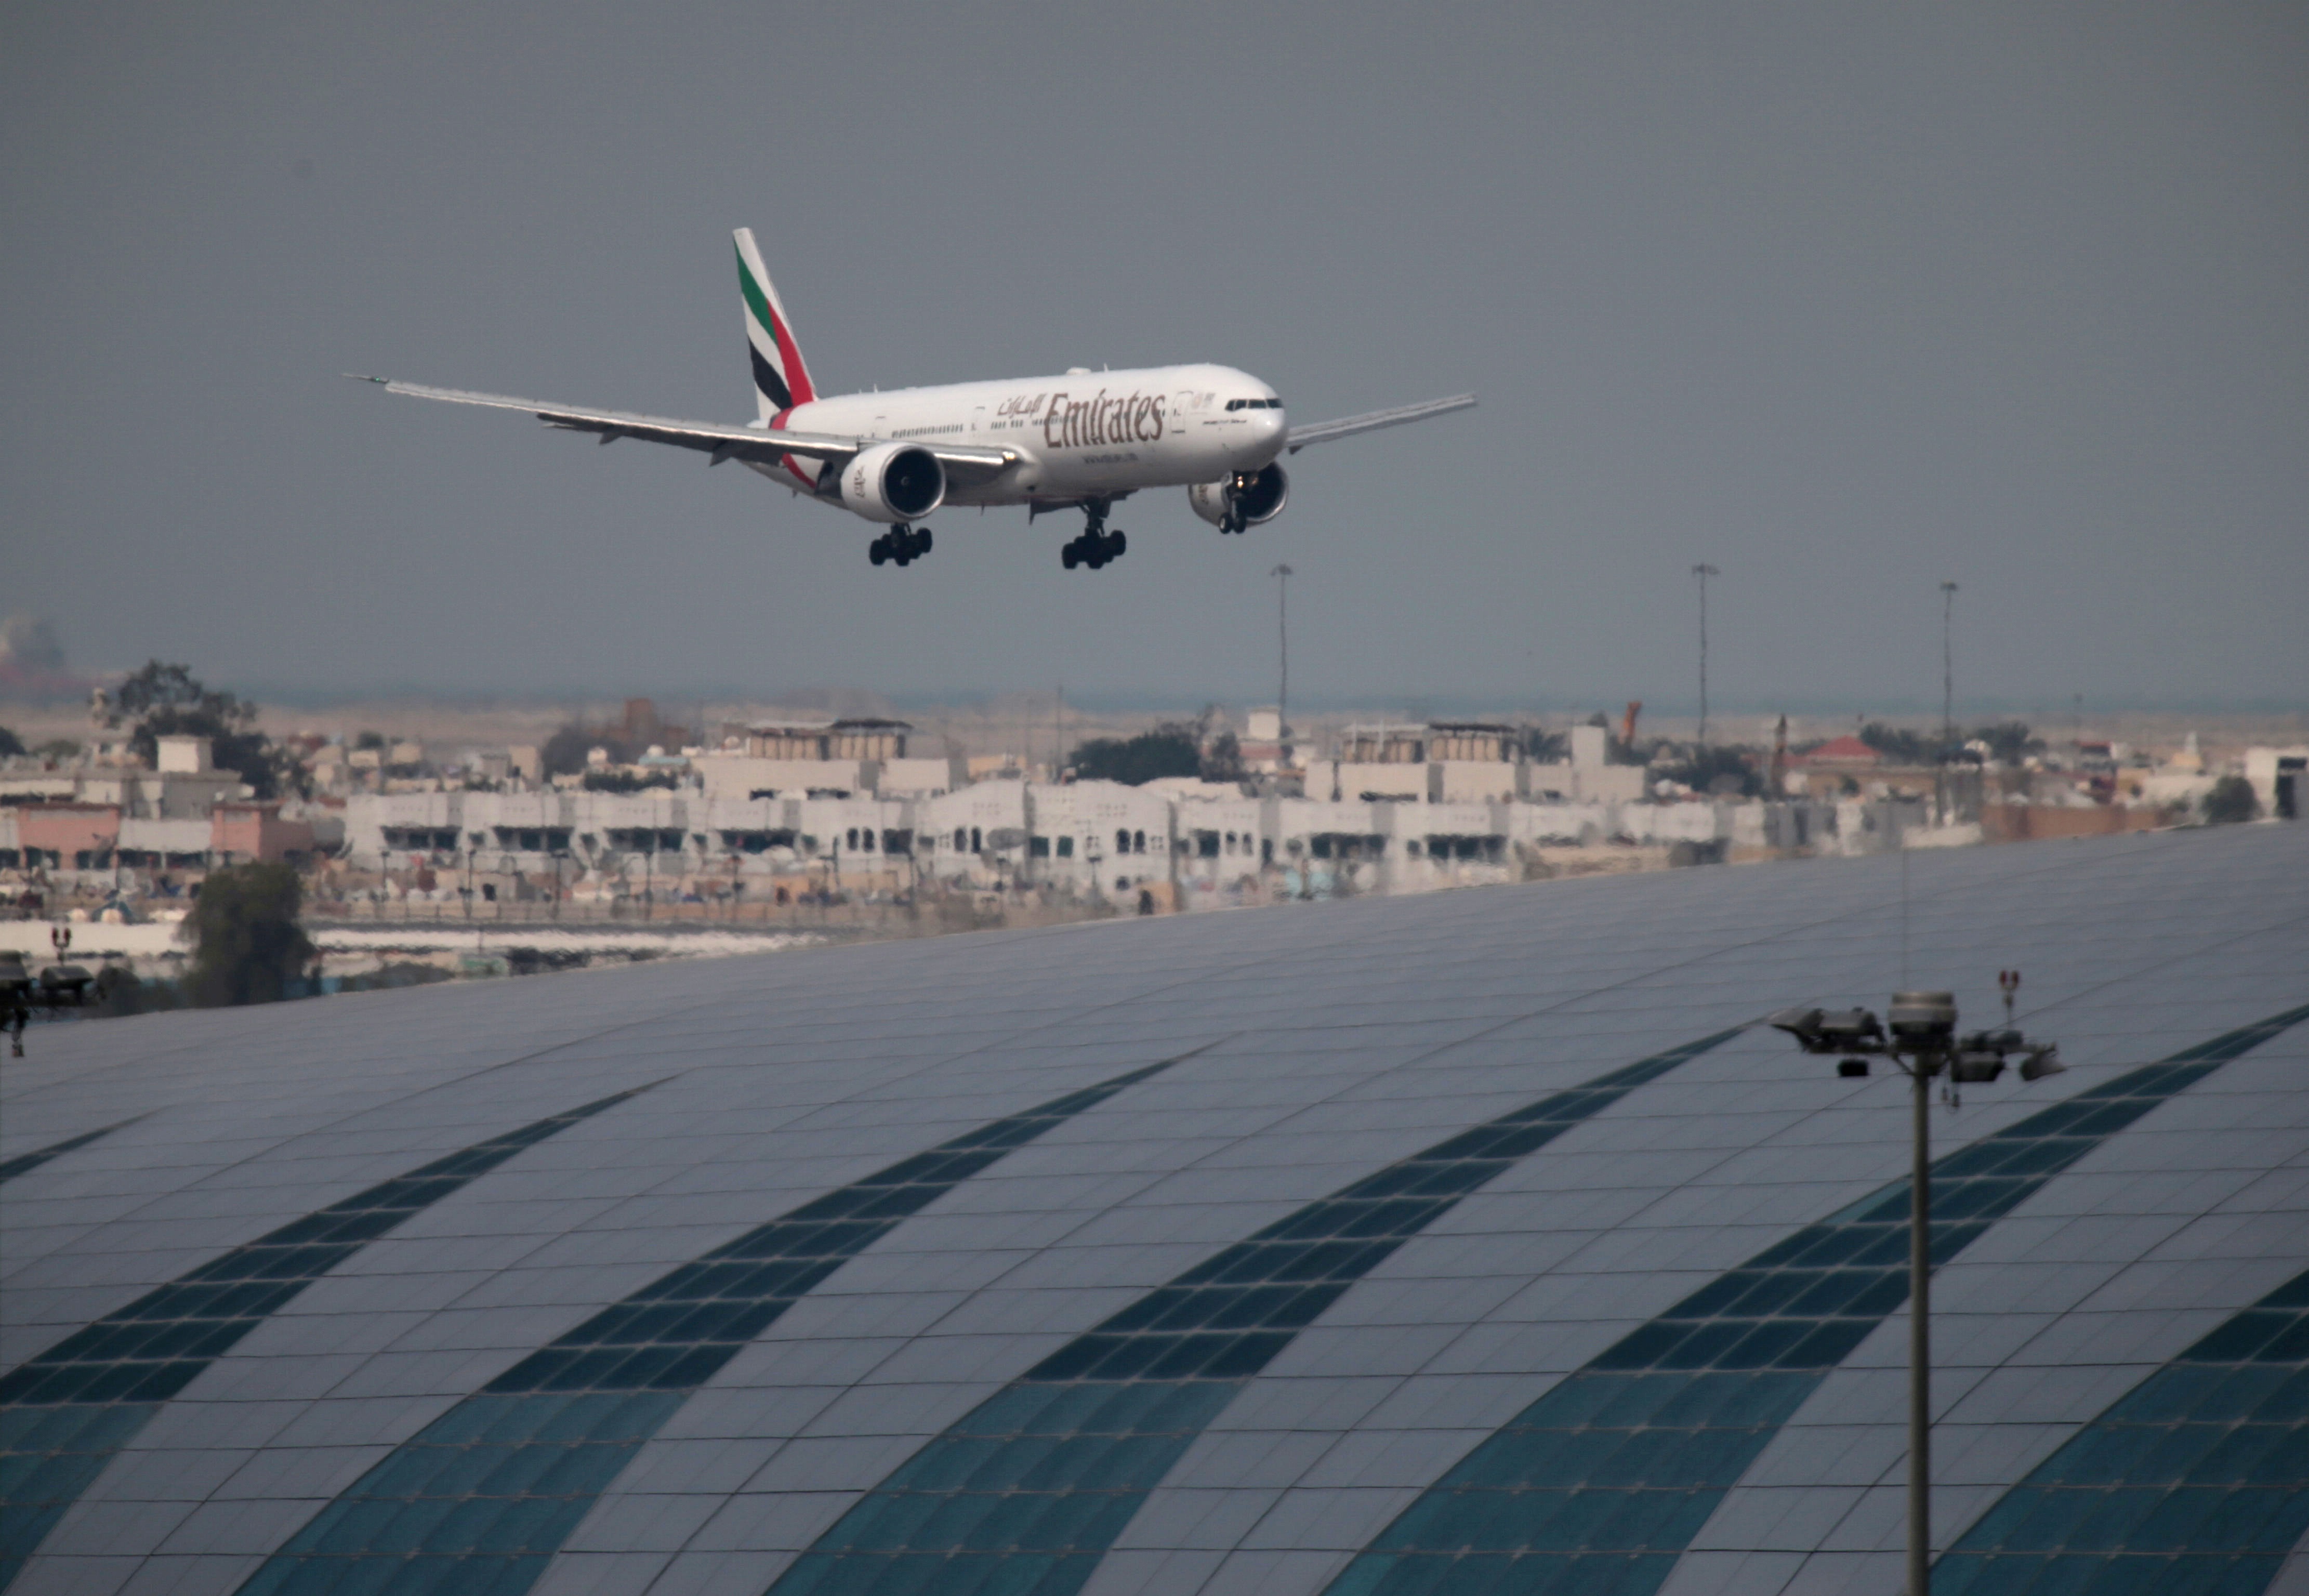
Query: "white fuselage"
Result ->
[[752, 363, 1285, 506]]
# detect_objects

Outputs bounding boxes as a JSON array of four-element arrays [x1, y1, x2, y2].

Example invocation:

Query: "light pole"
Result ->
[[1938, 581, 1959, 825], [1270, 564, 1294, 757], [1692, 564, 1719, 749], [1771, 992, 2062, 1595], [1939, 582, 1958, 755]]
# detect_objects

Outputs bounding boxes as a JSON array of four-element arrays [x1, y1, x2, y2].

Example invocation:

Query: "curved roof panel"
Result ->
[[2, 825, 2305, 1596]]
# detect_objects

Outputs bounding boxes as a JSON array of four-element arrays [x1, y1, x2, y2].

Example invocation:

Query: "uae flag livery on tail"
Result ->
[[735, 226, 814, 419]]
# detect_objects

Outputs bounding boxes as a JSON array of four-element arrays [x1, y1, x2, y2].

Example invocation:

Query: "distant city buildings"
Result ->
[[3, 698, 2299, 916]]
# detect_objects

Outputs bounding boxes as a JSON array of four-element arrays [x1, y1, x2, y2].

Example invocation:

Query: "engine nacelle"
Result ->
[[1188, 461, 1289, 528], [839, 442, 945, 523]]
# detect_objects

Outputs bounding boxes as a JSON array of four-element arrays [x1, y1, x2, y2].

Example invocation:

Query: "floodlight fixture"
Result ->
[[1816, 1009, 1887, 1051], [1887, 990, 1958, 1051], [1837, 1058, 1870, 1078], [1769, 1006, 1886, 1055], [2019, 1044, 2065, 1083], [1766, 1005, 1820, 1039], [1950, 1051, 2006, 1085]]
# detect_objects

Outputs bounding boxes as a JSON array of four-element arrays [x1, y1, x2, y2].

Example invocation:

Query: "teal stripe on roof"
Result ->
[[229, 1057, 1181, 1596], [760, 1027, 1748, 1596], [1935, 1264, 2309, 1595], [0, 1119, 136, 1187], [0, 1084, 655, 1592], [1322, 1003, 2309, 1596]]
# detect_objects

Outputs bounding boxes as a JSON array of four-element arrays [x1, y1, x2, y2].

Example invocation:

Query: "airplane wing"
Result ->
[[1284, 393, 1476, 453], [352, 378, 1021, 484]]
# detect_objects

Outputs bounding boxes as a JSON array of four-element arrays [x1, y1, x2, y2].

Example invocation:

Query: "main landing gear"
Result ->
[[1061, 500, 1127, 571], [869, 524, 932, 568]]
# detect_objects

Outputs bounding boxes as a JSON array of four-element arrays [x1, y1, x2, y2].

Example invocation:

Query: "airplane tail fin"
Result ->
[[734, 228, 816, 419]]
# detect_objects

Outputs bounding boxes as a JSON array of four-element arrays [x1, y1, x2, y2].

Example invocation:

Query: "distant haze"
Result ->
[[5, 4, 2304, 716]]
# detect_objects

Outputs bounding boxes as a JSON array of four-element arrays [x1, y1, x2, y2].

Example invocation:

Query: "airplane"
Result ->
[[355, 229, 1475, 571]]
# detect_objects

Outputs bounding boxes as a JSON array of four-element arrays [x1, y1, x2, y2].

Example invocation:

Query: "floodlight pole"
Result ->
[[1939, 582, 1958, 754], [1877, 1019, 1946, 1596], [1904, 1045, 1932, 1596], [1692, 564, 1719, 749], [1938, 582, 1959, 826], [1772, 994, 2059, 1596], [1271, 564, 1294, 749]]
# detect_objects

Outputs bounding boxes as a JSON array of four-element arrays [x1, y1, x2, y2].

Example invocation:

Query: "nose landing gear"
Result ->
[[1061, 500, 1126, 571], [1219, 473, 1252, 534], [869, 524, 933, 568]]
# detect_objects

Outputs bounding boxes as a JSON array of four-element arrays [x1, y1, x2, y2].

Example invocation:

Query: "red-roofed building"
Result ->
[[1784, 735, 1909, 800], [1796, 735, 1882, 766]]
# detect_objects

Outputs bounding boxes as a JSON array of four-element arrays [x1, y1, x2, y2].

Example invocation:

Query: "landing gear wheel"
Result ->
[[916, 527, 932, 554], [1061, 540, 1080, 570], [869, 537, 889, 566], [1109, 530, 1126, 556]]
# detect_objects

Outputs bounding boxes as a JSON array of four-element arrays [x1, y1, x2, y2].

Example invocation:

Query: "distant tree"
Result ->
[[1070, 724, 1202, 785], [1198, 732, 1244, 783], [1523, 728, 1568, 763], [183, 862, 315, 1007], [34, 738, 81, 761], [113, 661, 299, 797], [353, 729, 387, 751], [91, 966, 182, 1018], [1657, 744, 1761, 798], [0, 726, 23, 758], [1969, 721, 2042, 763], [2202, 775, 2259, 825], [542, 721, 633, 777], [1858, 722, 1935, 764], [580, 769, 679, 793]]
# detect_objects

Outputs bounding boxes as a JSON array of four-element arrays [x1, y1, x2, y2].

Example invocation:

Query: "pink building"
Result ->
[[210, 802, 316, 865], [15, 803, 121, 869]]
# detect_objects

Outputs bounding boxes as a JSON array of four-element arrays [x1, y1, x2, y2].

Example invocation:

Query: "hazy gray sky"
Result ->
[[6, 3, 2304, 715]]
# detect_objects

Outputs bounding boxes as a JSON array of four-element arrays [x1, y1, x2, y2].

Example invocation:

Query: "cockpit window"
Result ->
[[1224, 398, 1283, 412]]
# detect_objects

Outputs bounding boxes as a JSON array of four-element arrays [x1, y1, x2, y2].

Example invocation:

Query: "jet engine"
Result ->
[[839, 442, 945, 523], [1188, 461, 1288, 531]]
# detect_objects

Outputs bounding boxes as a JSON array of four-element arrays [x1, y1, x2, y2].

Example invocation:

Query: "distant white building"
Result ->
[[2245, 746, 2306, 821]]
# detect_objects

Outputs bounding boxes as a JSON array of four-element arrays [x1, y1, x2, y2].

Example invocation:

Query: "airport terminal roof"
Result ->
[[3, 823, 2307, 1596]]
